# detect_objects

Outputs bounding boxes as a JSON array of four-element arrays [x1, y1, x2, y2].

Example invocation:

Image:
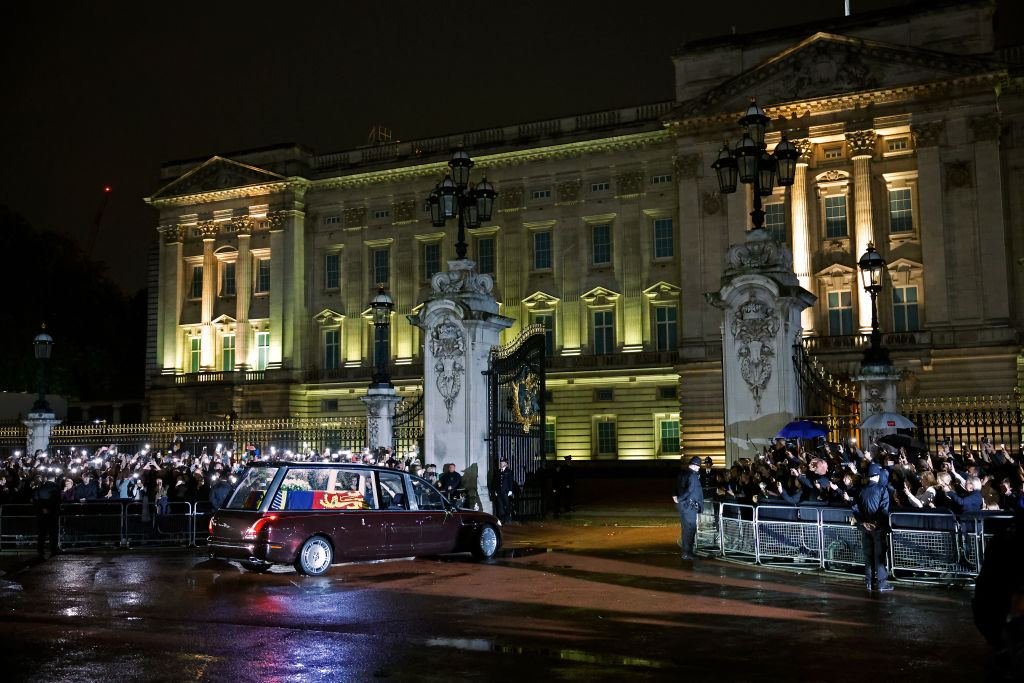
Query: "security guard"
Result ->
[[673, 456, 704, 561], [494, 458, 515, 523], [32, 472, 62, 558], [854, 463, 893, 592]]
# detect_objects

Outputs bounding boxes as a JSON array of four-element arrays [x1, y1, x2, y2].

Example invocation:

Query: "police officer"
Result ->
[[673, 456, 703, 561], [32, 472, 62, 559], [494, 458, 515, 523], [854, 463, 893, 592]]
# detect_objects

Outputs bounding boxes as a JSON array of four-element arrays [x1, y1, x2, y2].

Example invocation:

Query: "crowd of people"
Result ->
[[708, 436, 1024, 514]]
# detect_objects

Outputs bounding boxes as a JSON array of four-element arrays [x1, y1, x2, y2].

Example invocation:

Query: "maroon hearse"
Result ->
[[208, 462, 502, 575]]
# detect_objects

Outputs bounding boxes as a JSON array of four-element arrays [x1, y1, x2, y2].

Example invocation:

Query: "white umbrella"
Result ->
[[859, 412, 915, 430]]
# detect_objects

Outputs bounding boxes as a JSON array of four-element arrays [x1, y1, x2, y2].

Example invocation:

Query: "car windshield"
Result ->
[[225, 467, 279, 510]]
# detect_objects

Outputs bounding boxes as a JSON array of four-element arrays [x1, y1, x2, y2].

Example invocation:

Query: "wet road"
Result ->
[[0, 523, 987, 682]]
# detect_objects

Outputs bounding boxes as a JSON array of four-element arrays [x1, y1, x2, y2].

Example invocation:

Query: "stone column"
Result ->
[[361, 388, 403, 452], [268, 212, 286, 368], [199, 222, 219, 369], [409, 259, 514, 513], [234, 219, 253, 369], [707, 230, 815, 464], [846, 130, 877, 334], [24, 411, 62, 456], [790, 140, 815, 335], [912, 121, 948, 326], [970, 114, 1010, 323], [158, 225, 184, 373], [856, 363, 902, 448]]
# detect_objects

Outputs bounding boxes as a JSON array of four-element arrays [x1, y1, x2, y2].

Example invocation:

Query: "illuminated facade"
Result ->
[[146, 1, 1024, 462]]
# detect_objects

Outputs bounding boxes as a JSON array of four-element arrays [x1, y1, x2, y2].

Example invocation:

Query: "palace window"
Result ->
[[533, 230, 551, 270], [544, 421, 556, 455], [530, 312, 555, 357], [764, 203, 786, 244], [189, 337, 201, 374], [323, 328, 341, 370], [221, 334, 235, 372], [655, 305, 678, 352], [651, 174, 672, 185], [221, 262, 236, 297], [593, 309, 615, 355], [886, 137, 910, 154], [592, 223, 612, 265], [189, 266, 203, 299], [596, 420, 617, 456], [827, 290, 854, 336], [530, 188, 551, 201], [372, 248, 390, 285], [653, 218, 674, 259], [372, 208, 390, 220], [255, 332, 270, 371], [888, 188, 913, 234], [476, 236, 495, 275], [324, 252, 341, 290], [590, 181, 610, 193], [421, 242, 441, 280], [892, 286, 920, 332], [255, 258, 270, 294], [659, 417, 680, 456], [324, 215, 341, 225], [824, 196, 848, 238]]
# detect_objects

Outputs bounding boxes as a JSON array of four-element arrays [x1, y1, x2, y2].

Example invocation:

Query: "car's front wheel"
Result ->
[[471, 524, 499, 560], [295, 536, 333, 576]]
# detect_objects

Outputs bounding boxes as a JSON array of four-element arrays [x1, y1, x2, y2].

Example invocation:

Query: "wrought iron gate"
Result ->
[[393, 393, 424, 458], [793, 344, 860, 444], [487, 325, 546, 519]]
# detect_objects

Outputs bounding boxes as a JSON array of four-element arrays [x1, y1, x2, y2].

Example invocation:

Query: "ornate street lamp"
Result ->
[[426, 150, 497, 260], [712, 97, 800, 235], [369, 285, 394, 387], [858, 242, 890, 365], [32, 324, 54, 412]]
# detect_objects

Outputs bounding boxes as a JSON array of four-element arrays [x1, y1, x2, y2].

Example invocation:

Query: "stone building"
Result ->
[[145, 0, 1023, 463]]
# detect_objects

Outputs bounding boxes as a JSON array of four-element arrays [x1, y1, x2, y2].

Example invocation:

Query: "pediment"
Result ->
[[150, 156, 287, 200], [674, 32, 1001, 119], [211, 314, 237, 326], [522, 290, 561, 309], [580, 286, 620, 306], [314, 308, 345, 325], [643, 281, 681, 300]]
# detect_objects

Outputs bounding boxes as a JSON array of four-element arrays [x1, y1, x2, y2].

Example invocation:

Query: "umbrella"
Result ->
[[860, 412, 915, 430], [877, 433, 928, 452], [775, 420, 828, 440]]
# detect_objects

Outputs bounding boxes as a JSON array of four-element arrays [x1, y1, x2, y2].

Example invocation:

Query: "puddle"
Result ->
[[423, 637, 671, 669]]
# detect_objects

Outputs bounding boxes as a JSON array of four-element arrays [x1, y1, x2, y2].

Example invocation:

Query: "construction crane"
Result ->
[[87, 185, 113, 257]]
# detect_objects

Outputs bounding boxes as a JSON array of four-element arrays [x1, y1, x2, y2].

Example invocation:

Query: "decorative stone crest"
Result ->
[[911, 121, 945, 148], [614, 171, 644, 197], [845, 130, 877, 158], [160, 225, 184, 244], [266, 211, 287, 231], [969, 114, 1002, 142], [511, 366, 541, 433], [430, 316, 466, 423], [344, 206, 366, 227], [726, 233, 793, 272], [702, 191, 722, 216], [231, 216, 255, 235], [944, 160, 973, 190], [393, 199, 416, 223], [197, 220, 220, 240], [794, 139, 814, 163], [431, 263, 494, 296], [730, 295, 780, 414], [818, 169, 848, 183], [673, 153, 701, 180], [499, 186, 524, 212], [557, 180, 581, 203]]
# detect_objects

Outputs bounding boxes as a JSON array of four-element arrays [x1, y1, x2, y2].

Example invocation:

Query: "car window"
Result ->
[[378, 471, 408, 510], [410, 477, 446, 511], [272, 468, 376, 511], [225, 467, 279, 510]]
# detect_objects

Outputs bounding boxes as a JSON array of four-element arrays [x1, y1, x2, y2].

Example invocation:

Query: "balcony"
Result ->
[[150, 369, 288, 389], [548, 349, 679, 372], [803, 331, 932, 354]]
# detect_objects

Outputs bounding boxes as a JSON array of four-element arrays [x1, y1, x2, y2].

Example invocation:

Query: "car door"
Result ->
[[377, 470, 420, 557], [409, 475, 459, 554]]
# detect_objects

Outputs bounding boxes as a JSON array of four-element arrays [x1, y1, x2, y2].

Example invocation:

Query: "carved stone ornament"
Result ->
[[702, 191, 722, 216], [511, 365, 541, 433], [198, 220, 220, 240], [500, 186, 524, 212], [794, 139, 814, 162], [393, 199, 416, 223], [557, 180, 581, 203], [168, 159, 283, 197], [726, 233, 793, 272], [730, 295, 780, 414], [845, 130, 877, 157], [431, 263, 494, 296], [266, 211, 287, 231], [910, 121, 944, 148], [867, 386, 885, 416], [771, 43, 880, 102], [344, 206, 367, 227], [944, 160, 973, 190], [231, 216, 255, 235], [818, 169, 848, 183], [673, 153, 701, 180], [614, 171, 644, 197], [430, 316, 466, 423], [160, 225, 184, 244], [366, 413, 381, 451], [969, 114, 1002, 142]]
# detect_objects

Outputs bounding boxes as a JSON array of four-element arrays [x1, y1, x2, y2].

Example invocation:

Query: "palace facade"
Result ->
[[146, 0, 1024, 463]]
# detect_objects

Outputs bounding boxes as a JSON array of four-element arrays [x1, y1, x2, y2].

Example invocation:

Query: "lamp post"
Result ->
[[32, 324, 54, 412], [858, 242, 890, 366], [369, 285, 394, 387], [712, 98, 799, 233], [427, 150, 497, 260]]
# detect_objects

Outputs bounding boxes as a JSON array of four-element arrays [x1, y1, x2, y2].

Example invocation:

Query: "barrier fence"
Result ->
[[699, 502, 1011, 582]]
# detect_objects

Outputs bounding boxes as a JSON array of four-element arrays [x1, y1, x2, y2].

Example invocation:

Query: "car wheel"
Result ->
[[240, 561, 272, 573], [471, 524, 499, 560], [295, 536, 333, 576]]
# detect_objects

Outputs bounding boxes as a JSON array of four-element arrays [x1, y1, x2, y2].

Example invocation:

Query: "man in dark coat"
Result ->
[[854, 463, 893, 592], [73, 473, 99, 501], [493, 458, 515, 523], [674, 456, 704, 561], [209, 475, 232, 511], [32, 473, 62, 558]]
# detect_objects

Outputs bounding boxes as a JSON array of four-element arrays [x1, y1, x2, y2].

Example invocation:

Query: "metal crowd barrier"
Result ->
[[0, 500, 215, 550], [701, 501, 1012, 583]]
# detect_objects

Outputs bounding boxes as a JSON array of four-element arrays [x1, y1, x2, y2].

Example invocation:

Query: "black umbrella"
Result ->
[[877, 433, 928, 452]]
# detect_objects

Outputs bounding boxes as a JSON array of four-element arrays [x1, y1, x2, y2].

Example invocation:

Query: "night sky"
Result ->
[[4, 0, 1009, 295]]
